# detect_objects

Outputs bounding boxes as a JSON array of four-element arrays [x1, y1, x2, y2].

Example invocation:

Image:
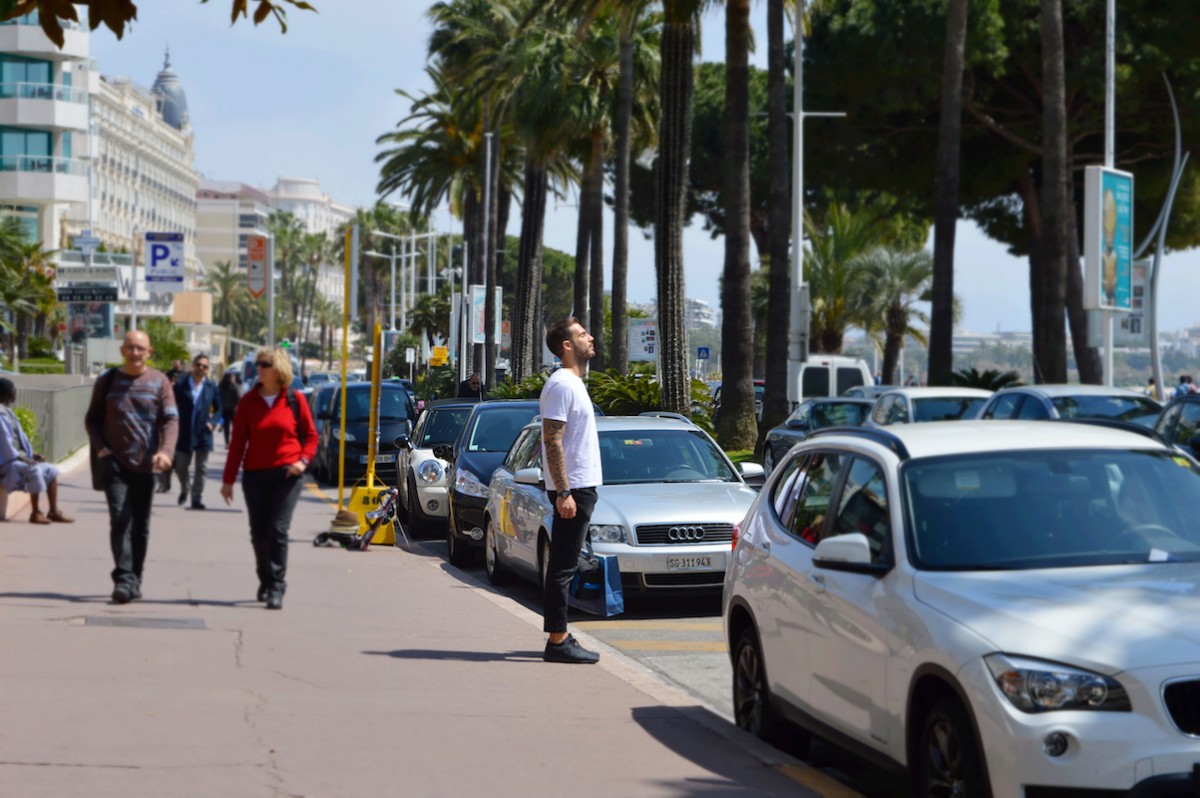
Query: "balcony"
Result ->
[[0, 16, 88, 61], [0, 82, 89, 131], [0, 155, 88, 203]]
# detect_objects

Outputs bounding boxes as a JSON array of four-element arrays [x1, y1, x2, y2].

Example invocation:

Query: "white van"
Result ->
[[788, 355, 872, 407]]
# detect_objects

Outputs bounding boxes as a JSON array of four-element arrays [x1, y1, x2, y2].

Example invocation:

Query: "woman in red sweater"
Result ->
[[221, 348, 317, 610]]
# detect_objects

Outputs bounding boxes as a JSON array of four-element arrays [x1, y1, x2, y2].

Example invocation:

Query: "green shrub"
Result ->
[[18, 362, 65, 374], [585, 370, 715, 434], [27, 336, 54, 358], [13, 406, 36, 442], [489, 371, 548, 400]]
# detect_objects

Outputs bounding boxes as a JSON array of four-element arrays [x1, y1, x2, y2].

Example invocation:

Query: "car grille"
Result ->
[[634, 523, 734, 545], [1163, 679, 1200, 735]]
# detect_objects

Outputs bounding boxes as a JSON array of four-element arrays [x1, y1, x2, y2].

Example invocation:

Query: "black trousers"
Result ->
[[241, 468, 303, 596], [221, 409, 235, 446], [542, 487, 598, 634], [102, 459, 156, 589]]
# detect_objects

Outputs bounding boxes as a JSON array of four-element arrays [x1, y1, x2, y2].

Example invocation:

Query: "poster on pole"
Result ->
[[1087, 258, 1151, 349], [247, 235, 267, 299], [628, 319, 658, 362], [469, 285, 503, 344], [1084, 166, 1134, 312]]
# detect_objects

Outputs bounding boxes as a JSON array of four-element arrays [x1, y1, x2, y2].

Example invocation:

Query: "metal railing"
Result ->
[[0, 155, 88, 176], [14, 384, 93, 462], [0, 81, 87, 103], [57, 250, 134, 266]]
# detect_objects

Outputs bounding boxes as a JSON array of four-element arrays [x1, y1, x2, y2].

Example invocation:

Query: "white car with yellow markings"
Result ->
[[484, 416, 763, 595]]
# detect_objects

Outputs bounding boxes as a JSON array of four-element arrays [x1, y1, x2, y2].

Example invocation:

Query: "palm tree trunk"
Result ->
[[763, 0, 791, 436], [929, 0, 968, 386], [655, 18, 695, 416], [1038, 0, 1069, 383], [573, 163, 594, 323], [718, 0, 757, 450], [514, 159, 547, 383], [1018, 172, 1046, 380], [611, 24, 633, 374], [588, 129, 606, 371], [484, 134, 503, 387]]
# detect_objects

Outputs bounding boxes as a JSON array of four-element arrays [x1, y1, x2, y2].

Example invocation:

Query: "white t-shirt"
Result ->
[[539, 368, 602, 491]]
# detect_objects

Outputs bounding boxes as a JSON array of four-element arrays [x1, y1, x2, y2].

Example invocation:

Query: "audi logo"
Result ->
[[668, 526, 706, 542]]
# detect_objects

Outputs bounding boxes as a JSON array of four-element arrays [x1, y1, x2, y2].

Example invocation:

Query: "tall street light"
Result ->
[[363, 248, 401, 331]]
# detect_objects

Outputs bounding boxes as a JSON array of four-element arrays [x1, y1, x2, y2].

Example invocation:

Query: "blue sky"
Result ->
[[90, 2, 1198, 335]]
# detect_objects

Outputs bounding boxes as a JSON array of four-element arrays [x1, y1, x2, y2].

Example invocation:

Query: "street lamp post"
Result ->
[[364, 249, 399, 331]]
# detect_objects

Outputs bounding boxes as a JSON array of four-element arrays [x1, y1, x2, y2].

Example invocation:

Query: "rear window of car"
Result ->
[[1051, 394, 1161, 426], [913, 397, 986, 422], [465, 407, 538, 452], [811, 402, 869, 428]]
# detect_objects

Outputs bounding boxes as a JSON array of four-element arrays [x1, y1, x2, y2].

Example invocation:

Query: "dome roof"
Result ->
[[151, 49, 189, 130]]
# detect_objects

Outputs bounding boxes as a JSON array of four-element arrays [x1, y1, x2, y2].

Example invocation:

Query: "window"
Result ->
[[770, 455, 804, 520], [787, 453, 843, 545], [0, 55, 52, 86], [503, 428, 538, 471], [1015, 397, 1049, 420], [886, 398, 910, 425], [838, 367, 866, 392], [985, 393, 1022, 420], [830, 458, 891, 564], [872, 396, 894, 425], [802, 366, 830, 399], [1173, 404, 1200, 449]]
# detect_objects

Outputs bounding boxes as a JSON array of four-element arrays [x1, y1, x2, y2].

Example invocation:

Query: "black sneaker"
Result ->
[[190, 501, 206, 510], [130, 584, 142, 600], [544, 634, 599, 664], [177, 491, 187, 506], [257, 586, 269, 602], [112, 585, 133, 604], [265, 594, 283, 610]]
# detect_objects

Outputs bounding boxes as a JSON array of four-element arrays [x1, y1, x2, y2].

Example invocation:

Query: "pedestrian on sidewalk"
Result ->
[[539, 317, 603, 664], [85, 331, 179, 604], [156, 360, 187, 495], [173, 354, 222, 510], [0, 378, 74, 525], [221, 348, 317, 610], [218, 369, 241, 447]]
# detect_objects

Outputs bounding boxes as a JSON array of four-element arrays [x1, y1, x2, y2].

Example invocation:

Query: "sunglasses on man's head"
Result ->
[[255, 361, 274, 368]]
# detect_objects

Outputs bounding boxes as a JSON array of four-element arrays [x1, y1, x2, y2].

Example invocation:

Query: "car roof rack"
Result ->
[[806, 426, 911, 461], [1054, 417, 1167, 443], [637, 410, 696, 425]]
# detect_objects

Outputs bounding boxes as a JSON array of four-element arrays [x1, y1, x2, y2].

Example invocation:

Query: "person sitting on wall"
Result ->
[[0, 378, 74, 524]]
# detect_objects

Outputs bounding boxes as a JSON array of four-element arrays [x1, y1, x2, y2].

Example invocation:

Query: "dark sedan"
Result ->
[[446, 400, 542, 566], [1154, 394, 1200, 458], [761, 397, 874, 475], [314, 382, 417, 486]]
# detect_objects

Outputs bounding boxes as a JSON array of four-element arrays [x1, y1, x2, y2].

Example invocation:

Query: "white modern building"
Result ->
[[195, 179, 271, 273], [266, 175, 354, 238]]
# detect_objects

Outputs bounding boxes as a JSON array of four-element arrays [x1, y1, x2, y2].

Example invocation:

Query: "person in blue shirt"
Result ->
[[0, 377, 73, 524]]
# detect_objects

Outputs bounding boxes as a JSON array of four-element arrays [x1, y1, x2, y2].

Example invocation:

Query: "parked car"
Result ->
[[446, 400, 543, 566], [313, 382, 416, 485], [308, 383, 341, 484], [725, 420, 1200, 796], [1154, 393, 1200, 458], [791, 355, 872, 406], [395, 398, 478, 537], [485, 416, 764, 594], [978, 384, 1161, 427], [865, 386, 992, 427], [712, 379, 765, 425], [841, 384, 895, 399], [761, 397, 874, 475], [306, 371, 336, 387]]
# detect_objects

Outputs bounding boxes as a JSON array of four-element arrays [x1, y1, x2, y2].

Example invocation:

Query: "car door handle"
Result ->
[[756, 541, 771, 558], [807, 572, 827, 593]]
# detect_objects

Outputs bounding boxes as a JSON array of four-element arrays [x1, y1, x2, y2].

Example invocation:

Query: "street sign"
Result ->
[[431, 345, 448, 366], [56, 265, 118, 282], [405, 347, 416, 364], [145, 232, 184, 289], [247, 235, 267, 298], [57, 284, 118, 303], [74, 229, 101, 257], [697, 347, 710, 360]]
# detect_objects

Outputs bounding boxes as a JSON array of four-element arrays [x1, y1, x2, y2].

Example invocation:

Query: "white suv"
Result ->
[[724, 420, 1200, 796]]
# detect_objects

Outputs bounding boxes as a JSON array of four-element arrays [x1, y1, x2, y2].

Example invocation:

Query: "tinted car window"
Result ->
[[886, 397, 910, 425], [1015, 397, 1049, 420], [837, 367, 865, 392], [1051, 394, 1161, 426], [872, 396, 894, 425], [811, 401, 868, 428], [913, 397, 986, 422], [985, 393, 1022, 419], [598, 428, 736, 484], [503, 428, 538, 470], [418, 407, 472, 446], [465, 407, 538, 452], [829, 458, 890, 563], [802, 366, 830, 398], [770, 455, 804, 521], [342, 387, 412, 423], [787, 453, 843, 545], [1173, 404, 1200, 447]]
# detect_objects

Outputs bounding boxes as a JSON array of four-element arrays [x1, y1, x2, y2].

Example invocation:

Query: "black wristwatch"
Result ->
[[557, 488, 571, 499]]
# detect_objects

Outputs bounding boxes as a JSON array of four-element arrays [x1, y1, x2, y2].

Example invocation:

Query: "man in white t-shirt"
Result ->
[[539, 317, 603, 664]]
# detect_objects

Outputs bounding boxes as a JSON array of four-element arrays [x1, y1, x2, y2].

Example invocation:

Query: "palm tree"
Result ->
[[267, 211, 305, 328], [408, 290, 451, 349], [851, 247, 934, 385], [762, 0, 791, 437], [204, 260, 246, 329], [1037, 0, 1069, 383], [804, 203, 886, 354], [297, 232, 334, 376]]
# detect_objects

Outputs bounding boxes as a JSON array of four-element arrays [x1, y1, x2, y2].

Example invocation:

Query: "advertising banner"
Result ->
[[628, 318, 658, 362], [1084, 166, 1134, 312], [1087, 259, 1151, 349]]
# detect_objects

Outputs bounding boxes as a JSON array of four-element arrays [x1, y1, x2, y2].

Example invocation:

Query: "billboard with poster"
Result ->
[[1084, 166, 1134, 312], [1087, 258, 1151, 349], [628, 318, 657, 362], [68, 302, 114, 343]]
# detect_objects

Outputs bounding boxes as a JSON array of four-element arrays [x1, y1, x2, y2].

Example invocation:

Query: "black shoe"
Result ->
[[177, 491, 187, 506], [266, 594, 283, 610], [543, 634, 599, 664], [190, 501, 206, 510], [112, 585, 133, 604], [131, 584, 142, 600], [257, 586, 269, 602]]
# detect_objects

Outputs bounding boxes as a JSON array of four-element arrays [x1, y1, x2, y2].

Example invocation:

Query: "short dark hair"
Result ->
[[192, 354, 209, 365], [0, 377, 13, 404], [546, 317, 580, 359]]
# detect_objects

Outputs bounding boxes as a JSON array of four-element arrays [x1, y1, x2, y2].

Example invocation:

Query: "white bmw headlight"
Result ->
[[985, 654, 1130, 713], [589, 524, 626, 543], [417, 459, 445, 484], [454, 467, 489, 498]]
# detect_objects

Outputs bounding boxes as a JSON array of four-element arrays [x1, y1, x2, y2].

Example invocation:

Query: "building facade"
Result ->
[[195, 179, 271, 273], [266, 175, 354, 238]]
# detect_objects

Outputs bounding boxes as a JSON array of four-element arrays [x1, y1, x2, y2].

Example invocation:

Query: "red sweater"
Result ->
[[222, 389, 318, 483]]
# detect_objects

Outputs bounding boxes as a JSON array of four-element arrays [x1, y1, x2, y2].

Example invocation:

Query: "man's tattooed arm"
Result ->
[[542, 418, 569, 491]]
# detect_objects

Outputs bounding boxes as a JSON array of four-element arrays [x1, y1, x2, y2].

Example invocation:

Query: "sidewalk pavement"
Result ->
[[0, 446, 855, 798]]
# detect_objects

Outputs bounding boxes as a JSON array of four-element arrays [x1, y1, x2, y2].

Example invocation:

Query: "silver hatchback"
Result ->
[[484, 416, 763, 594]]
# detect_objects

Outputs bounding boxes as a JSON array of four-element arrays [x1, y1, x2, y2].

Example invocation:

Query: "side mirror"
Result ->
[[514, 467, 543, 486], [813, 533, 874, 568], [784, 418, 808, 431], [394, 434, 412, 450]]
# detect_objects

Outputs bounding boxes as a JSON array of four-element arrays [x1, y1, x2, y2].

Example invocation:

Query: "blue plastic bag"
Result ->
[[568, 539, 624, 617]]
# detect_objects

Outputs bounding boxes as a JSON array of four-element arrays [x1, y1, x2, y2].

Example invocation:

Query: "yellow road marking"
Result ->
[[775, 764, 866, 798], [304, 481, 338, 507], [605, 639, 728, 653], [574, 620, 724, 633]]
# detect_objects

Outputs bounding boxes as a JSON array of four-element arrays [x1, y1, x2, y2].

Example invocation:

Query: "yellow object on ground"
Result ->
[[346, 482, 395, 544]]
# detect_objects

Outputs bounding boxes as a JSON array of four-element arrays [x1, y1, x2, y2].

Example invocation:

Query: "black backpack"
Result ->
[[284, 389, 315, 474]]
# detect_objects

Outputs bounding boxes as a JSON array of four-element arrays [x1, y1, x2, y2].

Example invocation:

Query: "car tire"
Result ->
[[446, 502, 473, 568], [408, 474, 436, 537], [915, 697, 990, 798], [732, 626, 786, 745], [485, 516, 513, 585], [762, 447, 775, 477]]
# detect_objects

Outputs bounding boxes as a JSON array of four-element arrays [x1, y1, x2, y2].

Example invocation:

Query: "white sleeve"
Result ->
[[540, 379, 569, 422]]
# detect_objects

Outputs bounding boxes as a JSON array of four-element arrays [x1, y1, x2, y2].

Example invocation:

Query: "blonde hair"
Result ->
[[254, 347, 293, 387]]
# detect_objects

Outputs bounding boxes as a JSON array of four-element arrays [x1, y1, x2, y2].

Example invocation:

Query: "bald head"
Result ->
[[120, 330, 152, 375]]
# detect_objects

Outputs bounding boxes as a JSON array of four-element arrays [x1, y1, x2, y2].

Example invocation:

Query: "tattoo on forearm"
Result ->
[[543, 419, 569, 490]]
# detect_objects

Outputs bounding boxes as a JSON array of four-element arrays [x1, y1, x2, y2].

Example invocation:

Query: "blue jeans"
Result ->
[[542, 487, 598, 634], [242, 468, 303, 596], [102, 458, 156, 589]]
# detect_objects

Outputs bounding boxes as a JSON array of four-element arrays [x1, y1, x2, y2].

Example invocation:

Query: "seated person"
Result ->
[[0, 378, 74, 525]]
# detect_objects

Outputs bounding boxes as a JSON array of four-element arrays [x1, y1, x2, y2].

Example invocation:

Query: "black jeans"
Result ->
[[102, 459, 157, 589], [221, 409, 235, 446], [542, 487, 598, 634], [241, 468, 303, 597]]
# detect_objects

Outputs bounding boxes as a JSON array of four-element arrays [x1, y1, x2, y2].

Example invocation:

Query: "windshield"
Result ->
[[904, 449, 1200, 570], [913, 397, 987, 422], [1051, 394, 1161, 427], [805, 401, 869, 428], [599, 428, 737, 484], [342, 388, 412, 423], [419, 408, 473, 447], [466, 407, 539, 452]]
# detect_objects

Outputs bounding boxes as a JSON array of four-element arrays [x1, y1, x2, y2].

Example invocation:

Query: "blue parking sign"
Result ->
[[145, 232, 184, 288], [697, 347, 710, 360]]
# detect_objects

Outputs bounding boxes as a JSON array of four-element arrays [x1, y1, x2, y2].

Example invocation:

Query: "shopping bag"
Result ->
[[568, 539, 624, 617]]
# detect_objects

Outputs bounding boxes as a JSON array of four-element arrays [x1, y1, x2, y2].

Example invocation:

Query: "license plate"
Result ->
[[358, 454, 394, 464], [667, 555, 713, 571]]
